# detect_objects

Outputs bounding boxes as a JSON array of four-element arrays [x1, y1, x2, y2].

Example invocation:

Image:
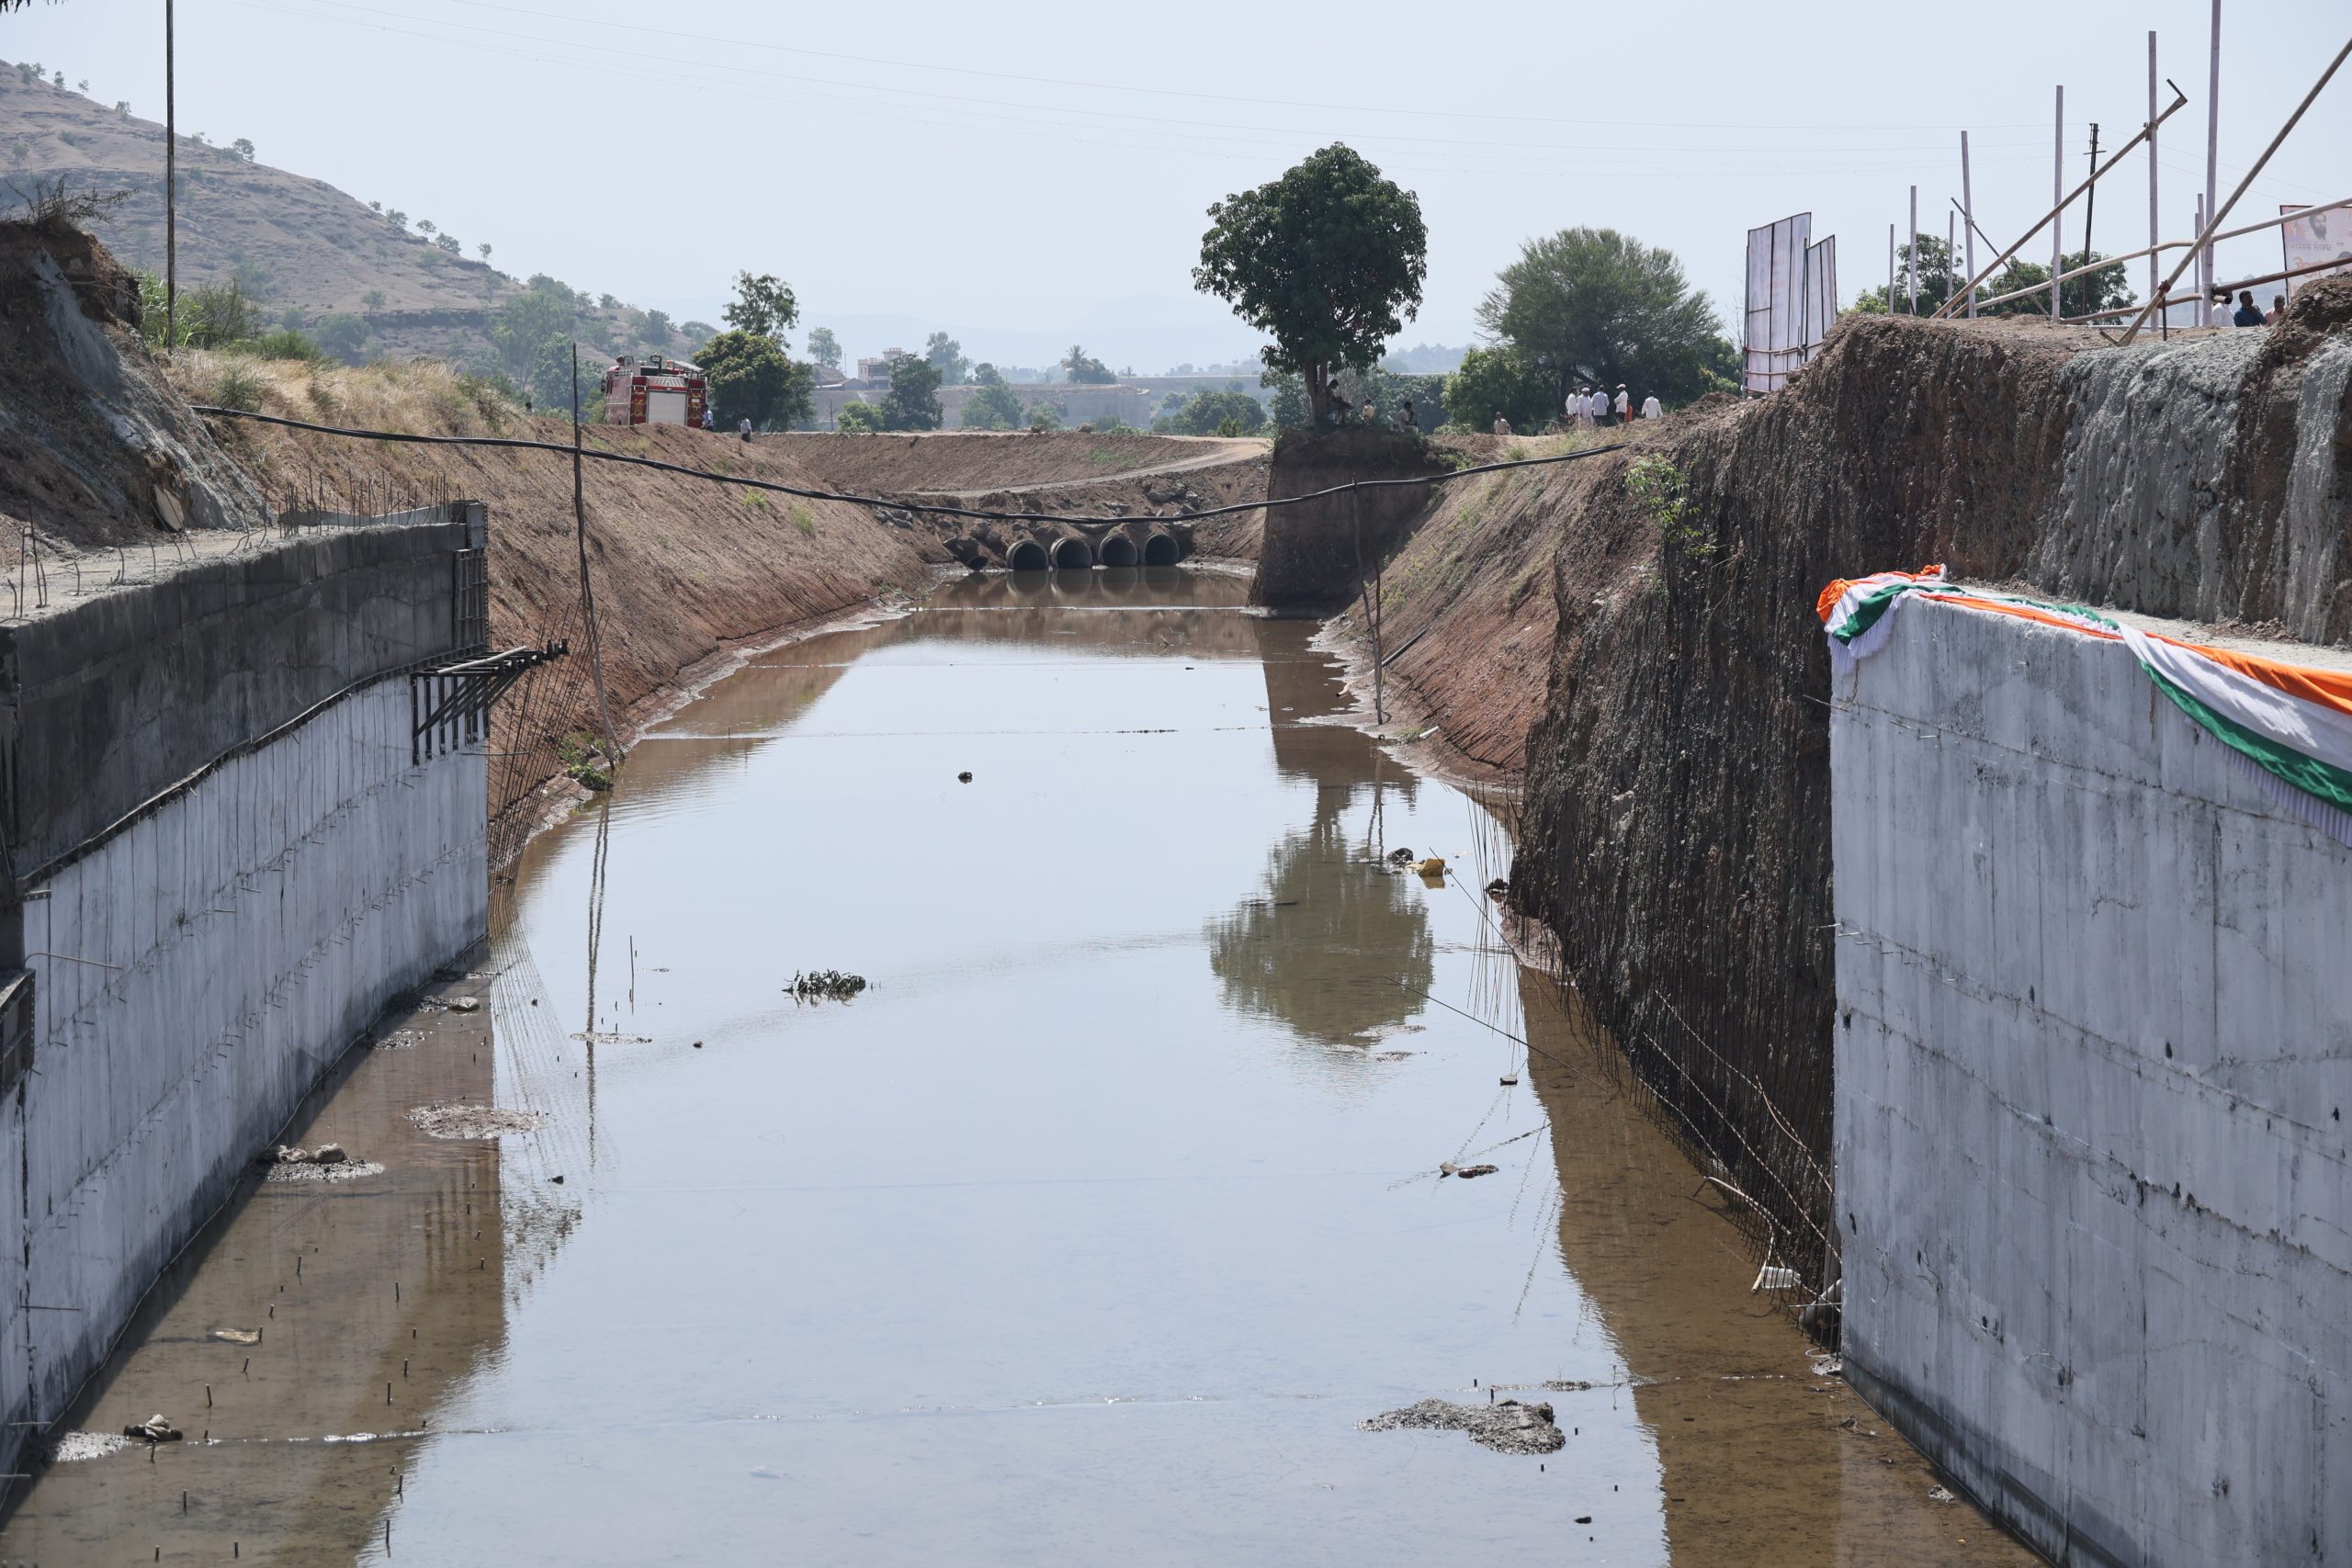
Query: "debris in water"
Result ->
[[209, 1328, 261, 1346], [52, 1431, 130, 1461], [1361, 1397, 1565, 1455], [1386, 847, 1416, 865], [788, 970, 868, 1002], [1373, 1050, 1413, 1062], [405, 1104, 548, 1140], [311, 1143, 347, 1165], [1485, 878, 1509, 898], [1928, 1486, 1955, 1503], [956, 771, 974, 783], [1415, 857, 1446, 879], [447, 997, 481, 1012], [1810, 1352, 1844, 1379], [1456, 1164, 1498, 1179], [1499, 1075, 1519, 1087], [266, 1160, 385, 1184], [122, 1415, 184, 1444]]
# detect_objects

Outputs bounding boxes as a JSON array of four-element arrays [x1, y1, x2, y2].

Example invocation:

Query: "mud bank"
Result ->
[[1304, 284, 2352, 1297]]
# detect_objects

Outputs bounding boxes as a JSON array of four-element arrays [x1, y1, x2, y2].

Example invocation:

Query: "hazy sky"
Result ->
[[8, 0, 2349, 367]]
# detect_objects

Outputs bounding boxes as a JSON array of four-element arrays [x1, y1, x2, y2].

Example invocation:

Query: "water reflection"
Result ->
[[1208, 793, 1433, 1048]]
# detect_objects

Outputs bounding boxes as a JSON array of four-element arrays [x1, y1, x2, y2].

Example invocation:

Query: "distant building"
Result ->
[[854, 351, 908, 386]]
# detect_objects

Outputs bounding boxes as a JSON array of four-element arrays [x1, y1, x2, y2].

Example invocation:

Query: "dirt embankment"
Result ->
[[1322, 286, 2352, 1285]]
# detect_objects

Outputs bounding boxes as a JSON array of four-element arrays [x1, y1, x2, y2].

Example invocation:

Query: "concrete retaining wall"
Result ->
[[1830, 600, 2350, 1566], [0, 511, 490, 1485]]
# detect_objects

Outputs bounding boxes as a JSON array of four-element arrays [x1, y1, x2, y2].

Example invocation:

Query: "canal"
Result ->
[[1, 569, 2030, 1564]]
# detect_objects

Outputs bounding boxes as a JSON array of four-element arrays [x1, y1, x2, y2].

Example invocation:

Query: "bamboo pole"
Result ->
[[2051, 86, 2064, 323], [1960, 140, 1979, 317], [2204, 0, 2222, 306], [2117, 30, 2352, 344], [1930, 87, 2187, 320], [2149, 32, 2162, 311]]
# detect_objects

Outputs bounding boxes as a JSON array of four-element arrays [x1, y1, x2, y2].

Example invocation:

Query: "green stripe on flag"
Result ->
[[1828, 582, 1915, 644], [2145, 667, 2352, 816]]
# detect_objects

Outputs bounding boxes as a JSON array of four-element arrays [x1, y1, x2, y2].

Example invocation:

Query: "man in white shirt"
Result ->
[[1641, 394, 1662, 421], [1612, 386, 1631, 424], [1589, 389, 1610, 426]]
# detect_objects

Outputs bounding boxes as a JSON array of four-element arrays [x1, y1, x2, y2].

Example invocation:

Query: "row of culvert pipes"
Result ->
[[951, 523, 1189, 571]]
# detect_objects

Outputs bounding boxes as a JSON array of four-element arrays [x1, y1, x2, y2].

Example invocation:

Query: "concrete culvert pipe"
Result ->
[[1143, 533, 1180, 566], [1006, 538, 1051, 571], [1051, 536, 1093, 570], [1098, 535, 1139, 568]]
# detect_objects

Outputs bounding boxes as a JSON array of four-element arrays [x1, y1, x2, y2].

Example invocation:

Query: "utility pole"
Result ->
[[164, 0, 175, 350], [1962, 130, 1978, 317], [1908, 185, 1918, 313], [1887, 224, 1895, 316], [2204, 0, 2222, 310], [2149, 32, 2163, 314], [2052, 85, 2065, 323], [2082, 121, 2100, 318]]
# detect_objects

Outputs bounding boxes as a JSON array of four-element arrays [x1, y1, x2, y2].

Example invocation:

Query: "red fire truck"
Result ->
[[601, 355, 707, 427]]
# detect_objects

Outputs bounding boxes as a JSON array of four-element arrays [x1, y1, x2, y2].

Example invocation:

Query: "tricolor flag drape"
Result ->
[[1818, 565, 2352, 848]]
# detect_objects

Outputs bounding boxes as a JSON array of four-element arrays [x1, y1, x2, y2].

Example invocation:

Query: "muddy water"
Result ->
[[0, 569, 2031, 1565]]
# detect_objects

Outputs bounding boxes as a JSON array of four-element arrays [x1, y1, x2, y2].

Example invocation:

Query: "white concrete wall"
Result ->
[[1831, 601, 2351, 1568], [0, 678, 485, 1446]]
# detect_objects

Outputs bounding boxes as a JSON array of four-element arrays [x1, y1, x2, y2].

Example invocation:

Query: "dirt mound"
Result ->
[[0, 219, 268, 546]]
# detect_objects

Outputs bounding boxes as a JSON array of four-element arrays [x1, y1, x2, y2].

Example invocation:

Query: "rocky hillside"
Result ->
[[0, 62, 687, 367]]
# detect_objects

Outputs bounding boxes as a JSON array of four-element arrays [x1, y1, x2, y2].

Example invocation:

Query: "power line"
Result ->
[[188, 405, 1631, 526]]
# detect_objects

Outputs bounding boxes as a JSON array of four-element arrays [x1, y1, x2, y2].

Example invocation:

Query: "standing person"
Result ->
[[701, 404, 716, 431], [2267, 293, 2288, 324], [1641, 393, 1662, 421], [1612, 385, 1631, 425], [1396, 400, 1416, 432], [1363, 402, 1377, 429], [1589, 388, 1610, 427], [2233, 290, 2265, 328], [739, 415, 753, 442], [2209, 292, 2233, 329], [1492, 412, 1511, 436]]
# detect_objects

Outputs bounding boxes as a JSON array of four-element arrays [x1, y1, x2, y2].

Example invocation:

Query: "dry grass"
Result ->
[[167, 353, 521, 437]]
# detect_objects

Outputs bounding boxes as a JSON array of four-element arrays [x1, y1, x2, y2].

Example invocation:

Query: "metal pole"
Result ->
[[1962, 131, 1978, 316], [2082, 122, 2100, 316], [2052, 85, 2064, 322], [1887, 223, 1894, 315], [1908, 186, 1918, 313], [572, 344, 621, 764], [2204, 0, 2222, 307], [1947, 209, 1955, 309], [164, 0, 175, 351], [2149, 31, 2163, 312]]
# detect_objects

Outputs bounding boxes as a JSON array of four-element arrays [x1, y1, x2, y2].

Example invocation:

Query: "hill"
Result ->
[[0, 59, 698, 374]]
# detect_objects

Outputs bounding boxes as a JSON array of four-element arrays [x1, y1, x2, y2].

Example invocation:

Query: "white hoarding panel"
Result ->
[[1745, 213, 1812, 393], [1804, 236, 1838, 361]]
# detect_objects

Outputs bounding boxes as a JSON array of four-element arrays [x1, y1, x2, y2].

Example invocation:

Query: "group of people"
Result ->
[[2213, 289, 2289, 328], [1490, 384, 1663, 437]]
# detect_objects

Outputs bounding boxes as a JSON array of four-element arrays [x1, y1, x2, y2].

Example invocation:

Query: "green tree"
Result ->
[[1849, 235, 1967, 316], [416, 220, 436, 236], [1265, 373, 1308, 429], [178, 278, 264, 348], [696, 329, 814, 429], [878, 352, 943, 430], [1193, 143, 1427, 428], [1476, 226, 1724, 409], [313, 311, 368, 363], [526, 337, 601, 417], [1025, 399, 1064, 431], [961, 379, 1026, 430], [837, 400, 884, 433], [385, 209, 407, 229], [229, 138, 254, 162], [435, 233, 461, 254], [642, 308, 673, 344], [925, 332, 969, 385], [971, 361, 1005, 386], [491, 278, 578, 387], [1061, 344, 1115, 384], [1442, 344, 1554, 432], [806, 326, 842, 372], [1154, 389, 1264, 435], [361, 289, 386, 312], [1977, 250, 2135, 319], [723, 271, 798, 344]]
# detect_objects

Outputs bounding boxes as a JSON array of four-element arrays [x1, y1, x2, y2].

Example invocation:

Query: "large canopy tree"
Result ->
[[1477, 228, 1724, 410], [1193, 144, 1427, 428]]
